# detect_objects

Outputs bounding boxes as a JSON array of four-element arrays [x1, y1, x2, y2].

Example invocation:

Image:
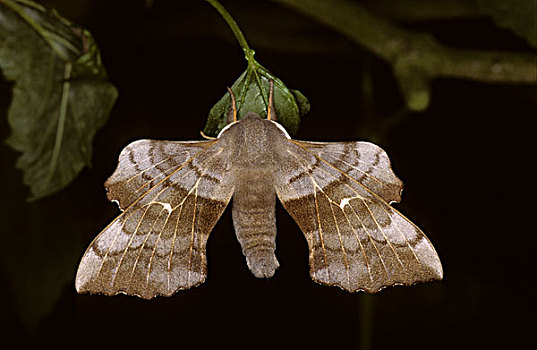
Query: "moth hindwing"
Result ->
[[76, 114, 442, 298]]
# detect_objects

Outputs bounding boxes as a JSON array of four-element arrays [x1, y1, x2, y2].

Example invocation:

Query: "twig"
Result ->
[[272, 0, 537, 110]]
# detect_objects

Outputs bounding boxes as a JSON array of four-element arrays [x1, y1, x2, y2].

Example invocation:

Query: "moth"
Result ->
[[76, 82, 443, 299]]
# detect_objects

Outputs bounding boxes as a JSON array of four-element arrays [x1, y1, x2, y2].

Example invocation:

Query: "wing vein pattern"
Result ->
[[76, 139, 234, 299], [76, 117, 443, 298], [274, 139, 442, 292]]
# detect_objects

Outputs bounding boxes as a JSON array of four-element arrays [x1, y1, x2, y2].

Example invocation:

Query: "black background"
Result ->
[[1, 0, 535, 349]]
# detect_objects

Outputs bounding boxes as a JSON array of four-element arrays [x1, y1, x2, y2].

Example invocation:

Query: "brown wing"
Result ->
[[274, 139, 442, 293], [295, 141, 404, 204], [75, 139, 234, 299]]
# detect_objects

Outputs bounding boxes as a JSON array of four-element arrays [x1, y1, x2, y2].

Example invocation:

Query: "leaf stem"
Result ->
[[205, 0, 254, 61], [46, 62, 72, 186], [205, 0, 269, 109]]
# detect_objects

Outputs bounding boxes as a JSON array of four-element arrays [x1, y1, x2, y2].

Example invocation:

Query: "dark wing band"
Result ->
[[76, 139, 234, 298], [274, 139, 442, 293]]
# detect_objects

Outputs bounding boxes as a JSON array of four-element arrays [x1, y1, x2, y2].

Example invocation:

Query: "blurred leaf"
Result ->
[[0, 203, 84, 329], [145, 0, 155, 9], [477, 0, 537, 48], [203, 60, 309, 136], [0, 0, 118, 200]]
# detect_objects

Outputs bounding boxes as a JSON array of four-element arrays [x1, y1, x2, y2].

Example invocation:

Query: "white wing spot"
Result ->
[[110, 199, 123, 211], [155, 201, 172, 213], [339, 196, 364, 210]]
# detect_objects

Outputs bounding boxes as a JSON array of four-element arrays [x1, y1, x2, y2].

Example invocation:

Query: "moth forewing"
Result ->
[[273, 137, 442, 292], [75, 138, 235, 299]]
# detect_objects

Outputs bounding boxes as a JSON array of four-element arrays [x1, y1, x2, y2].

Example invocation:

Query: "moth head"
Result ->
[[217, 112, 291, 140], [217, 79, 284, 139], [216, 112, 261, 138]]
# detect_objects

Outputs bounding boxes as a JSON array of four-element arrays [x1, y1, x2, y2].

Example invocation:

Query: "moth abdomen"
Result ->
[[231, 174, 279, 278], [232, 206, 279, 278], [240, 235, 279, 278]]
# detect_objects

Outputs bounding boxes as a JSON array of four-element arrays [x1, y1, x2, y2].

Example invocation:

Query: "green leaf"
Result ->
[[291, 88, 310, 117], [0, 0, 118, 200], [204, 60, 309, 136], [478, 0, 537, 48]]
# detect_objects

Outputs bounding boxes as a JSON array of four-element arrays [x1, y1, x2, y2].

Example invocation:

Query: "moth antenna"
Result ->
[[226, 86, 237, 123], [267, 79, 277, 121], [199, 130, 216, 140]]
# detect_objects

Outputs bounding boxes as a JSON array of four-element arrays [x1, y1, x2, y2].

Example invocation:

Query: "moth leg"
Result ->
[[199, 130, 216, 140], [226, 86, 237, 124]]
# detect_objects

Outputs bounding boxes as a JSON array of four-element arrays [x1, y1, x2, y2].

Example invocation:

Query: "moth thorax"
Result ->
[[231, 172, 279, 278]]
